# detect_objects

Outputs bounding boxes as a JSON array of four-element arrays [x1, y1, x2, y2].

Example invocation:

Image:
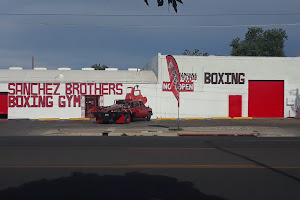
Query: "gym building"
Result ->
[[1, 53, 300, 119]]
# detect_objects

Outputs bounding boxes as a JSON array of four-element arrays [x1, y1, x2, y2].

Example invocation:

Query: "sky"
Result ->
[[0, 0, 300, 70]]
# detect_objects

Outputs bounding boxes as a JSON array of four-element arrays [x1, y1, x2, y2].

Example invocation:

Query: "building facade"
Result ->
[[1, 54, 300, 119]]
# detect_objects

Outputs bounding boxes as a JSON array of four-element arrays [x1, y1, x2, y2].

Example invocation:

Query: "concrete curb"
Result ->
[[212, 117, 231, 119], [38, 118, 91, 121], [177, 133, 260, 137], [38, 118, 60, 121], [156, 118, 177, 120], [233, 117, 253, 119], [10, 117, 271, 121], [8, 118, 30, 120], [69, 118, 90, 120], [184, 118, 204, 120]]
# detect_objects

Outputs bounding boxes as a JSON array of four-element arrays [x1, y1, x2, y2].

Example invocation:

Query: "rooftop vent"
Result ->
[[128, 68, 141, 72], [58, 67, 71, 70], [9, 67, 23, 70], [34, 67, 47, 70], [82, 68, 94, 71], [105, 68, 118, 71], [128, 68, 139, 71]]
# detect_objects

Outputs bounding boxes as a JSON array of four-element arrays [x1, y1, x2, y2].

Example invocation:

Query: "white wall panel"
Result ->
[[157, 55, 300, 118]]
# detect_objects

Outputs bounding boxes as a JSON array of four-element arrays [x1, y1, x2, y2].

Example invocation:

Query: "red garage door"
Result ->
[[248, 81, 284, 118], [0, 93, 8, 118]]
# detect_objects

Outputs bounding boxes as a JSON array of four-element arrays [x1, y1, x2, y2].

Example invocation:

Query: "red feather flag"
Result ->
[[166, 55, 181, 107]]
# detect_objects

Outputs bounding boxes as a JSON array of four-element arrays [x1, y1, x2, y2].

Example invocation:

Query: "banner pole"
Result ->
[[178, 94, 180, 130]]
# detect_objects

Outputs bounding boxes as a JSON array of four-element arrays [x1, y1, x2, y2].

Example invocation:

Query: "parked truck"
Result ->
[[93, 99, 152, 124]]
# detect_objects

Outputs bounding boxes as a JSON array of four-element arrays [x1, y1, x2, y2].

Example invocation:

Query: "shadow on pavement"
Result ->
[[0, 172, 228, 200], [207, 141, 300, 184]]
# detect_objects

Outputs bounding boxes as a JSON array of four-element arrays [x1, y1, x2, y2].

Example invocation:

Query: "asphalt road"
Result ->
[[0, 136, 300, 200]]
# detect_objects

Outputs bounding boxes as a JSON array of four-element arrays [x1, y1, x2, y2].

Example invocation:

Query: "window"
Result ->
[[140, 101, 146, 107], [134, 101, 140, 107]]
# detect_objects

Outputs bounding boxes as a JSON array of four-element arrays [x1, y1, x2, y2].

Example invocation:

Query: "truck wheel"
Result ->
[[124, 114, 130, 124], [147, 112, 151, 121]]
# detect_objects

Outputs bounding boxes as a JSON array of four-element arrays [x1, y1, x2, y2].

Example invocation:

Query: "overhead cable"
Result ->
[[1, 22, 299, 28], [1, 12, 300, 17]]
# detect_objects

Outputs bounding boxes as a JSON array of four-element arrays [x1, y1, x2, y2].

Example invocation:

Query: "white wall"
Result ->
[[0, 84, 7, 93], [2, 82, 159, 119], [1, 55, 300, 119], [7, 83, 81, 119], [156, 55, 300, 118]]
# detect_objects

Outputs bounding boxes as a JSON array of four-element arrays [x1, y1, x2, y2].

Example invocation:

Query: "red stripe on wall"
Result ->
[[0, 93, 8, 115]]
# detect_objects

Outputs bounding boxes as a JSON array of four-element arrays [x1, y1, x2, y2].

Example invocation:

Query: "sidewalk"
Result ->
[[2, 118, 300, 137], [37, 126, 299, 137]]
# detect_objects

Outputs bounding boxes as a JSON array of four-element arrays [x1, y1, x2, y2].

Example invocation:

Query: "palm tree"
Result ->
[[144, 0, 183, 13]]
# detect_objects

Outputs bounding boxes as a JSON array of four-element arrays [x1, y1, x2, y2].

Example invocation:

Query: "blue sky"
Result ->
[[0, 0, 299, 70]]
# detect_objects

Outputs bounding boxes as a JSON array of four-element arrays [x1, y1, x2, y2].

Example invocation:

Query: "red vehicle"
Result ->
[[93, 99, 152, 124], [125, 85, 147, 104]]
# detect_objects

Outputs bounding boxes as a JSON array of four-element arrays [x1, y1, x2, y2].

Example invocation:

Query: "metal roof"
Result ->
[[0, 69, 158, 84]]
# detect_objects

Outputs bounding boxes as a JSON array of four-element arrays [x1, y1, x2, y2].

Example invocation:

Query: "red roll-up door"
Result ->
[[248, 81, 284, 118], [0, 93, 8, 117], [229, 95, 242, 118]]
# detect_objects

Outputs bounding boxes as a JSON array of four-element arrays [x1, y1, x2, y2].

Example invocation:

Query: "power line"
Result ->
[[1, 12, 300, 17], [1, 22, 300, 28]]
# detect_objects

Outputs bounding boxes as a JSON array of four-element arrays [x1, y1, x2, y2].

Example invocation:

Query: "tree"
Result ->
[[182, 49, 209, 56], [90, 63, 108, 70], [144, 0, 183, 13], [230, 27, 288, 57]]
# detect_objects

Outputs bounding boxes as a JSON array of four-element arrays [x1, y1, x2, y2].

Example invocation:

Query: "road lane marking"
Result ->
[[237, 140, 300, 142], [1, 165, 300, 169], [1, 147, 300, 150], [0, 147, 217, 150], [130, 147, 216, 150]]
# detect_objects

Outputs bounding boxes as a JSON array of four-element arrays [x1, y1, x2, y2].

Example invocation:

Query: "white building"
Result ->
[[1, 53, 300, 119]]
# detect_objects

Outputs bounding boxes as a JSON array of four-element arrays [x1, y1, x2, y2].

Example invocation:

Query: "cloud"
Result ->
[[0, 0, 299, 69]]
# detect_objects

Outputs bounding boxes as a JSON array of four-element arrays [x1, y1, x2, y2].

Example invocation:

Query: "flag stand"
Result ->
[[177, 94, 180, 130], [165, 55, 181, 131]]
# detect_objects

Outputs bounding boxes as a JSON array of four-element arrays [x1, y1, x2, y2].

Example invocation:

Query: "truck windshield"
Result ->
[[116, 100, 124, 104], [115, 100, 131, 108]]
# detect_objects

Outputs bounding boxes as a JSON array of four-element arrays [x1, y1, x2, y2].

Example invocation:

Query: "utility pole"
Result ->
[[32, 56, 34, 69]]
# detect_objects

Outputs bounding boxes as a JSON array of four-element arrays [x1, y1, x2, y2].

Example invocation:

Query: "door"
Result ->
[[229, 95, 242, 118], [0, 93, 8, 119], [139, 101, 148, 117], [85, 96, 99, 118], [248, 80, 284, 117], [133, 101, 141, 117]]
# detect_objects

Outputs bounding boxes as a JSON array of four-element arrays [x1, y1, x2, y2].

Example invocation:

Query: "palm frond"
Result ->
[[144, 0, 183, 12]]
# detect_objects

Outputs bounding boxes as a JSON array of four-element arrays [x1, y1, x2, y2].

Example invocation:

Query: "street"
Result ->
[[0, 136, 300, 200]]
